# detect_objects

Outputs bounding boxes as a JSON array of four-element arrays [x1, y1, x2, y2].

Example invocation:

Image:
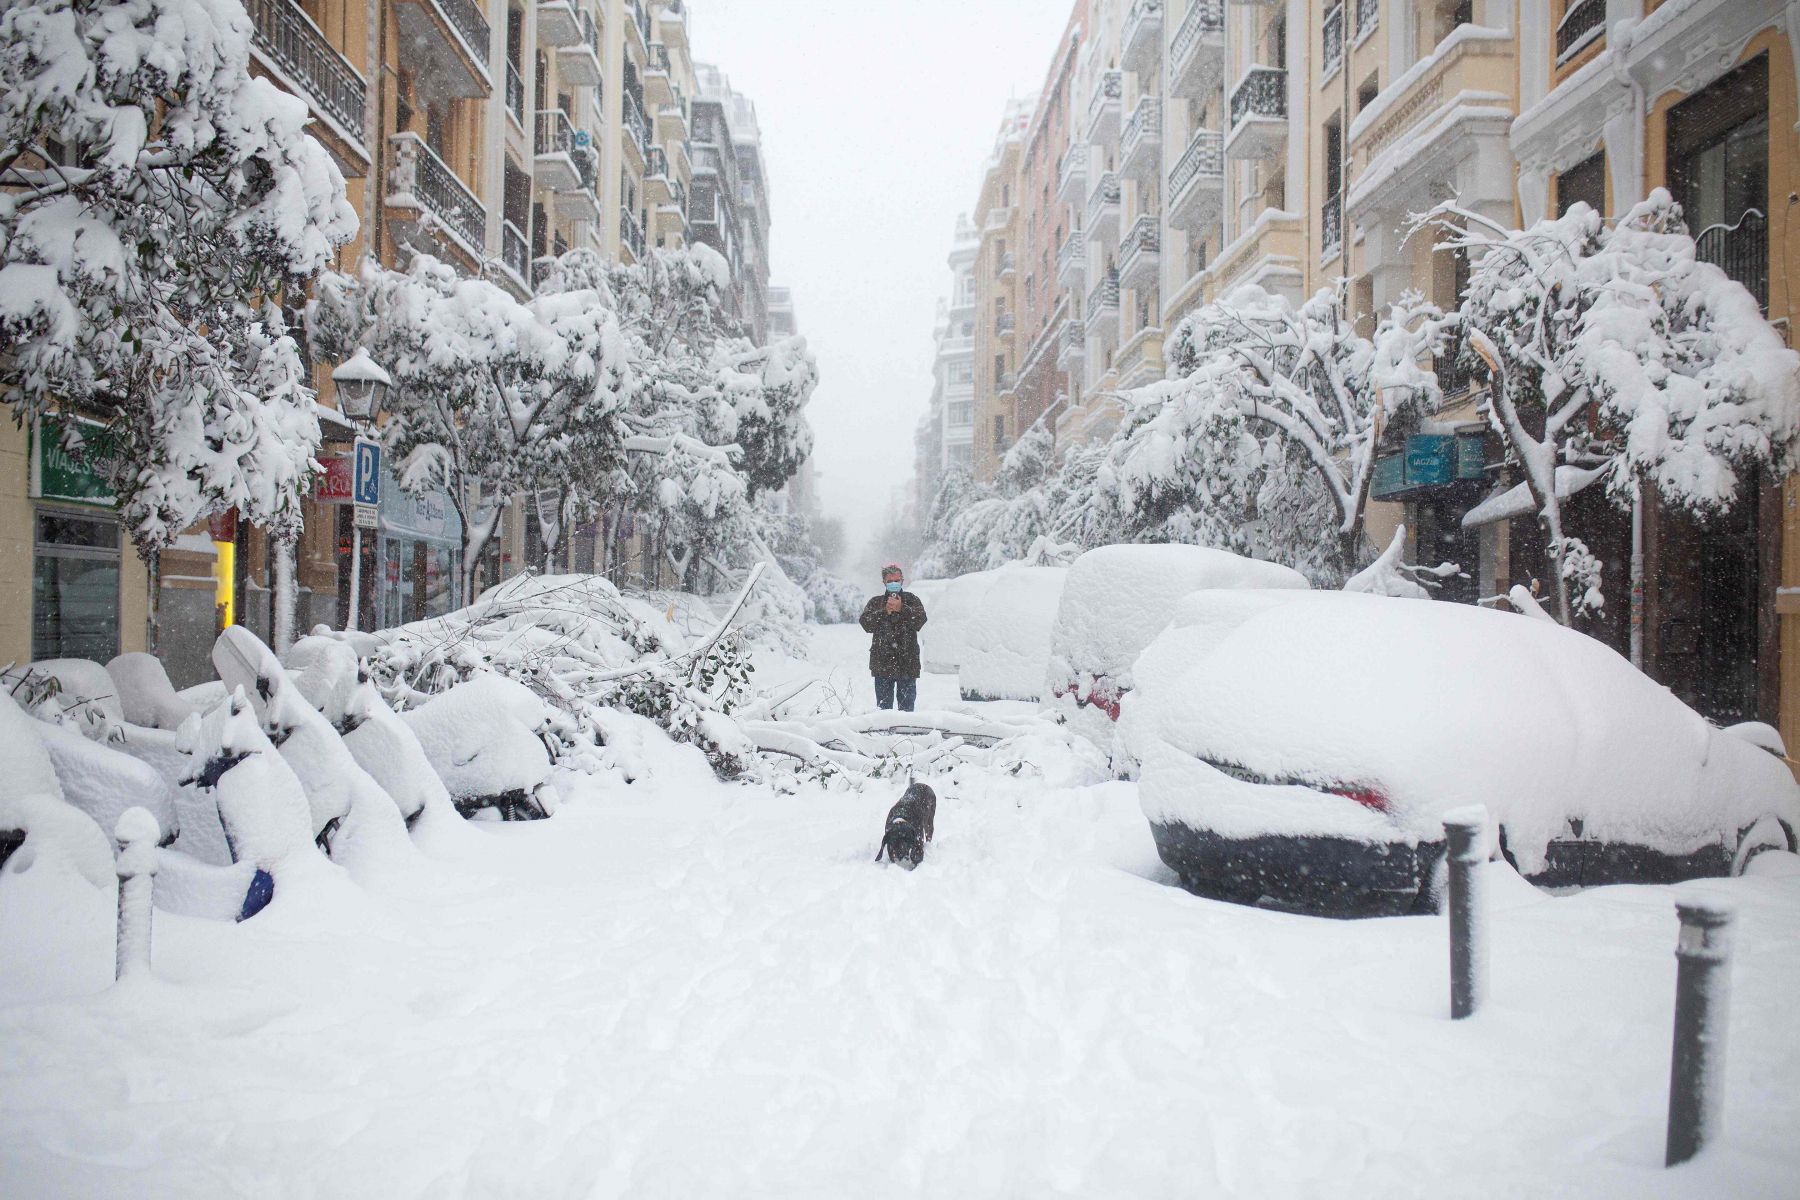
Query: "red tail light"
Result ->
[[1330, 785, 1389, 814]]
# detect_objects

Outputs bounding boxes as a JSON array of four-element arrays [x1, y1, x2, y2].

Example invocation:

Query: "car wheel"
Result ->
[[1731, 815, 1796, 876]]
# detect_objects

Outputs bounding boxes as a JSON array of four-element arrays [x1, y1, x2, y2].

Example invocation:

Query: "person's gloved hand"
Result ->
[[885, 594, 902, 613]]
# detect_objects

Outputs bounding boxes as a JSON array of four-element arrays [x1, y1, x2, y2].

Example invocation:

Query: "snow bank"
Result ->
[[106, 652, 201, 730], [1124, 590, 1800, 872], [1046, 544, 1308, 742], [31, 717, 180, 847], [401, 676, 555, 817], [26, 657, 123, 733], [956, 565, 1068, 702], [0, 699, 114, 889]]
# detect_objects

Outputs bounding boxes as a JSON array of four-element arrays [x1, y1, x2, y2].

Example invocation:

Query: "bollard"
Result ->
[[1442, 806, 1487, 1020], [1666, 896, 1735, 1167], [114, 807, 161, 981]]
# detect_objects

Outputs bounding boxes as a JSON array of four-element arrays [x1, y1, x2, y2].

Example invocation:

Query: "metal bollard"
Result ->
[[1443, 806, 1487, 1020], [114, 807, 161, 982], [1666, 897, 1735, 1167]]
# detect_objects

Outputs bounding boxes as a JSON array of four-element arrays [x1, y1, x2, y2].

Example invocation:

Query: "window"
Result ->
[[993, 356, 1005, 386], [949, 401, 974, 426], [33, 510, 120, 663], [949, 359, 973, 384], [1357, 75, 1379, 113], [993, 415, 1007, 443], [1555, 152, 1605, 217], [1668, 54, 1768, 310]]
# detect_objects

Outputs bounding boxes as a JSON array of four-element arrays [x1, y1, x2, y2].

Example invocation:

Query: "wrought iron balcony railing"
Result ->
[[1087, 267, 1119, 314], [387, 132, 485, 254], [1695, 208, 1768, 312], [620, 209, 646, 259], [1086, 171, 1121, 229], [245, 0, 367, 140], [435, 0, 490, 66], [1354, 0, 1378, 42], [505, 60, 525, 125], [1556, 0, 1605, 63], [1087, 69, 1122, 130], [1322, 4, 1343, 78], [647, 145, 669, 178], [1230, 66, 1287, 127], [535, 107, 574, 157], [1170, 128, 1224, 196], [1320, 191, 1343, 261], [1172, 0, 1223, 64], [501, 220, 529, 283]]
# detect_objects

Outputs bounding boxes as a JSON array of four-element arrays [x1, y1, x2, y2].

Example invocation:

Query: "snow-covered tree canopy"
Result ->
[[308, 253, 632, 591], [1434, 190, 1800, 622], [0, 0, 357, 551]]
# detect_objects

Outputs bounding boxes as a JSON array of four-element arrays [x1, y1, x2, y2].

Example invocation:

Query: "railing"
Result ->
[[1088, 267, 1119, 314], [1063, 320, 1085, 351], [1354, 0, 1378, 43], [573, 141, 598, 190], [623, 88, 649, 154], [999, 251, 1016, 276], [1086, 171, 1120, 229], [649, 41, 670, 72], [1123, 213, 1160, 259], [435, 0, 491, 67], [505, 60, 525, 126], [1436, 333, 1478, 398], [245, 0, 367, 138], [501, 220, 529, 283], [1695, 208, 1768, 312], [1320, 191, 1342, 261], [1230, 66, 1287, 127], [647, 145, 669, 178], [996, 312, 1016, 336], [1322, 4, 1343, 78], [1172, 0, 1224, 65], [627, 0, 650, 46], [620, 209, 646, 259], [535, 107, 574, 157], [998, 371, 1017, 392], [1058, 143, 1087, 193], [1556, 0, 1605, 63], [1087, 69, 1122, 130], [666, 177, 687, 215], [1057, 230, 1085, 276], [387, 133, 485, 253], [1124, 0, 1164, 49], [1124, 96, 1162, 153], [1170, 128, 1223, 196], [577, 8, 601, 60]]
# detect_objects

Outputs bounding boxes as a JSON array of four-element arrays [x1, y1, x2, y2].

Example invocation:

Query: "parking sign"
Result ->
[[353, 437, 382, 506]]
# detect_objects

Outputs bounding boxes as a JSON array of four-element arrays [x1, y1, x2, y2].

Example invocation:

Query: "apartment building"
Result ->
[[971, 101, 1034, 478], [5, 0, 804, 684]]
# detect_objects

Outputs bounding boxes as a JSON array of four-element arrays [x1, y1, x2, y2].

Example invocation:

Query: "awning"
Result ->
[[313, 401, 357, 437], [1461, 464, 1609, 528]]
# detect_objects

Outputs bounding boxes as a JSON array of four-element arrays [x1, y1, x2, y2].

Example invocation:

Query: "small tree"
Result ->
[[1435, 191, 1800, 624], [308, 254, 631, 599], [0, 0, 356, 636]]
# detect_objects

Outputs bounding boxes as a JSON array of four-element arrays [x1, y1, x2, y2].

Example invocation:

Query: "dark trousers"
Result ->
[[874, 676, 917, 712]]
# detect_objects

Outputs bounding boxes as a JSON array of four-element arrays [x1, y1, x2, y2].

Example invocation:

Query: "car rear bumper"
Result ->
[[1150, 819, 1445, 918]]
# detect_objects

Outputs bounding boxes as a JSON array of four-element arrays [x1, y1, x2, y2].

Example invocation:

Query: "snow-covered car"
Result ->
[[957, 564, 1069, 702], [918, 572, 992, 675], [401, 676, 559, 820], [1121, 590, 1800, 916], [1046, 544, 1308, 745]]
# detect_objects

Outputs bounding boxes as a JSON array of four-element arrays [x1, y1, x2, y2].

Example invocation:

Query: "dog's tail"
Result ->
[[874, 838, 885, 863]]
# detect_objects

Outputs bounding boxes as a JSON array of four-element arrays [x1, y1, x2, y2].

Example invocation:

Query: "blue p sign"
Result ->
[[353, 438, 381, 506]]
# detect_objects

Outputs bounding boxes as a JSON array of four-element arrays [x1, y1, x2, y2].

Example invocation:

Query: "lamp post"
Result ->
[[330, 348, 391, 633]]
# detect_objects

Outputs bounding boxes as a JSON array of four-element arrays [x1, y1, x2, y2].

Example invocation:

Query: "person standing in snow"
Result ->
[[860, 564, 928, 712]]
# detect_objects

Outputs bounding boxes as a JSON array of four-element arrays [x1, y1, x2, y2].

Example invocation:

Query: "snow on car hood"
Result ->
[[1124, 591, 1800, 871]]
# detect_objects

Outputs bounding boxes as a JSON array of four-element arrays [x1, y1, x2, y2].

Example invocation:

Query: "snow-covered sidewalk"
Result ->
[[1, 627, 1797, 1198]]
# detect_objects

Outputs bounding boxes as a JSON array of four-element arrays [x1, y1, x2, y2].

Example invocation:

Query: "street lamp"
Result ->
[[330, 348, 392, 633]]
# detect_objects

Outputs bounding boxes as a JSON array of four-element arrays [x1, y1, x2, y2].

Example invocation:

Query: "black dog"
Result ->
[[875, 782, 937, 870]]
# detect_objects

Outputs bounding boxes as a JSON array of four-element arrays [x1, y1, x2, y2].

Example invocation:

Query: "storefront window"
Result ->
[[32, 509, 121, 662]]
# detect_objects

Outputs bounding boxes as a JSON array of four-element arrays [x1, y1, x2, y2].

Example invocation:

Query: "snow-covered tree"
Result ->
[[1434, 190, 1800, 623], [308, 254, 632, 597], [1101, 284, 1448, 582], [0, 0, 356, 556]]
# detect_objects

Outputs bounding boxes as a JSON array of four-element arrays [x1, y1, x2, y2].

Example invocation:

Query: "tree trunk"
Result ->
[[144, 546, 161, 657], [272, 535, 298, 653]]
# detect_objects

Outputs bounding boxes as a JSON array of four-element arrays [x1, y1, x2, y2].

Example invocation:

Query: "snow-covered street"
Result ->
[[2, 625, 1797, 1199]]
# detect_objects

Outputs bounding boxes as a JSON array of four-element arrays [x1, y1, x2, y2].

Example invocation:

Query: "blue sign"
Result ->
[[1455, 434, 1487, 481], [573, 129, 592, 149], [353, 438, 382, 506], [1404, 435, 1455, 488]]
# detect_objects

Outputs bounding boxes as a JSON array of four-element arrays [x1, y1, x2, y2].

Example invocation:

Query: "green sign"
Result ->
[[33, 416, 120, 506]]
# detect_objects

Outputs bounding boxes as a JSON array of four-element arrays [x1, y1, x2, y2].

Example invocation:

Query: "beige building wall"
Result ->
[[971, 104, 1031, 481]]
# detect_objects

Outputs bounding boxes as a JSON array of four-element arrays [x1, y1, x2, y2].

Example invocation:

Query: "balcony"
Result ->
[[645, 145, 673, 203], [999, 251, 1016, 282], [245, 0, 369, 171], [1556, 0, 1604, 65], [504, 60, 525, 128], [499, 219, 530, 293], [1207, 209, 1305, 299], [1320, 192, 1343, 263], [625, 0, 650, 57], [393, 0, 489, 98], [997, 370, 1018, 394], [622, 89, 649, 163], [1167, 128, 1224, 232], [1116, 325, 1166, 388], [996, 311, 1016, 339], [646, 42, 675, 106], [656, 0, 688, 52], [1119, 214, 1160, 291], [657, 94, 689, 142], [384, 132, 485, 262], [537, 0, 580, 46], [1696, 208, 1769, 313], [1354, 0, 1378, 45], [534, 108, 581, 189], [1121, 0, 1164, 74], [1120, 96, 1161, 183], [1056, 143, 1088, 208], [1322, 5, 1343, 80], [558, 146, 602, 221], [1086, 171, 1121, 241], [1225, 66, 1287, 159], [620, 209, 647, 261], [1169, 0, 1225, 98], [1087, 268, 1120, 349], [1056, 229, 1086, 289], [1087, 70, 1122, 142], [1347, 27, 1514, 186], [556, 9, 602, 86], [1057, 318, 1086, 371]]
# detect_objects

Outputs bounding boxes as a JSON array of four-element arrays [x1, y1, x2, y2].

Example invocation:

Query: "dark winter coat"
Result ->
[[859, 591, 928, 680]]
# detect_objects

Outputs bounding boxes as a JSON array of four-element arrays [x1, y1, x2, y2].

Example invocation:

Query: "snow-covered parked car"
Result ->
[[957, 564, 1069, 702], [918, 573, 990, 675], [1121, 590, 1800, 916], [1046, 544, 1308, 745], [401, 676, 559, 820]]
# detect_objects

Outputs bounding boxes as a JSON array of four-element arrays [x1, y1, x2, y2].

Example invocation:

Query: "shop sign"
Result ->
[[1455, 435, 1487, 481], [31, 416, 119, 505], [1404, 436, 1455, 488], [316, 454, 354, 503], [379, 465, 462, 546], [355, 503, 378, 530], [352, 438, 382, 506], [1371, 435, 1476, 500]]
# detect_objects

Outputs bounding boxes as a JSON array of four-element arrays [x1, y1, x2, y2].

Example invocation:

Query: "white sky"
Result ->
[[689, 0, 1073, 579]]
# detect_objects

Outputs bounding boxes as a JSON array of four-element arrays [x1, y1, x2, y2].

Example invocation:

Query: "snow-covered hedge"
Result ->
[[804, 570, 865, 624]]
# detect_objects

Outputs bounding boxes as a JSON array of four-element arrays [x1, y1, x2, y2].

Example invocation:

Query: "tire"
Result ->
[[1732, 815, 1796, 876]]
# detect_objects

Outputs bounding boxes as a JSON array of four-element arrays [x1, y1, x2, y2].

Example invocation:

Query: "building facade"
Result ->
[[3, 0, 795, 685]]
